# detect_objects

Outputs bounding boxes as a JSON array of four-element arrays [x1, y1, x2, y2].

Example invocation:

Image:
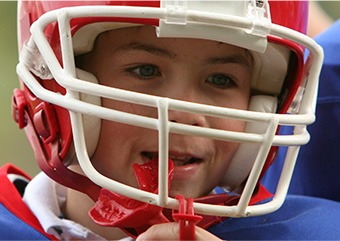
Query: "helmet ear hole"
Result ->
[[76, 68, 102, 158], [219, 95, 278, 191]]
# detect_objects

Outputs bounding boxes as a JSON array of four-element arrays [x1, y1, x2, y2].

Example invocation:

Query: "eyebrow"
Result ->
[[205, 53, 252, 69], [115, 42, 252, 68], [115, 42, 176, 59]]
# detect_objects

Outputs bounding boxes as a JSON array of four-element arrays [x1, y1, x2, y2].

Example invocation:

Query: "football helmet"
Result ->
[[13, 0, 323, 222]]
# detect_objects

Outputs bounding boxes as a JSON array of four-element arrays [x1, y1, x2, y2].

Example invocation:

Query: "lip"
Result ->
[[172, 160, 201, 180], [141, 150, 203, 180]]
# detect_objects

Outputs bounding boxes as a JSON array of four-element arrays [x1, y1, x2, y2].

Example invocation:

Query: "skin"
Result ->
[[136, 222, 223, 241], [65, 25, 252, 240]]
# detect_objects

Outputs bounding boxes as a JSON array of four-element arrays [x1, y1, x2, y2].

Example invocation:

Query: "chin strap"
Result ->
[[89, 158, 273, 240], [89, 158, 173, 238], [172, 195, 202, 240]]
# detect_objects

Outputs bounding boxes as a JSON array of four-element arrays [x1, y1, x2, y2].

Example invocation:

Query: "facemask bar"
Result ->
[[17, 3, 323, 217]]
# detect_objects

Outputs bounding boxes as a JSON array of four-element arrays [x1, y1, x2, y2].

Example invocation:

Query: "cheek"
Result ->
[[199, 140, 240, 196], [212, 137, 241, 176], [207, 117, 246, 178], [209, 90, 249, 132], [90, 120, 149, 188], [208, 114, 247, 134], [101, 98, 158, 118], [91, 98, 157, 171], [92, 121, 133, 168], [227, 92, 250, 111]]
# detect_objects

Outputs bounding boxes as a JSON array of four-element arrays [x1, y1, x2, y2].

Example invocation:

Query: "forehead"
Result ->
[[92, 25, 252, 63]]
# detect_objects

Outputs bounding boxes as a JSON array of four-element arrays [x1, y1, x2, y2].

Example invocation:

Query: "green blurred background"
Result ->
[[0, 1, 39, 175], [1, 1, 340, 177]]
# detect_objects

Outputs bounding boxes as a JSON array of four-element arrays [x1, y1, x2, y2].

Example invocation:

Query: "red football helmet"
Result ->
[[13, 0, 323, 224]]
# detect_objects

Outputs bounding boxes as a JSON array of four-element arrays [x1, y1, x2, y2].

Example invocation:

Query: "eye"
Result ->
[[206, 73, 237, 89], [128, 64, 160, 79]]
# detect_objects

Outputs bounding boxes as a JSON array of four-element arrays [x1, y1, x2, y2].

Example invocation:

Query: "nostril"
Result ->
[[168, 110, 206, 127]]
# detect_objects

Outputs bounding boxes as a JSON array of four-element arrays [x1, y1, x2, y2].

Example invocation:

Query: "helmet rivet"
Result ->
[[40, 63, 47, 76], [256, 0, 264, 8]]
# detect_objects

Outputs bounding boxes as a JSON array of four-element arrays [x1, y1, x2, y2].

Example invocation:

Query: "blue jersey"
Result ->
[[263, 20, 340, 201], [0, 203, 53, 240], [0, 164, 55, 240], [209, 195, 340, 240]]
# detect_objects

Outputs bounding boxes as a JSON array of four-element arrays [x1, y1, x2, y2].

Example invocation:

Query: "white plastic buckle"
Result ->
[[162, 0, 188, 25], [20, 39, 53, 80], [246, 0, 271, 37]]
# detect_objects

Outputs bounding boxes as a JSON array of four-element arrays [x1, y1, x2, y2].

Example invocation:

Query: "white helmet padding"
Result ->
[[219, 95, 278, 191], [76, 68, 101, 159]]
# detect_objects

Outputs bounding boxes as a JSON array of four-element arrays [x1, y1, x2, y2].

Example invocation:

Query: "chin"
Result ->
[[169, 183, 203, 199]]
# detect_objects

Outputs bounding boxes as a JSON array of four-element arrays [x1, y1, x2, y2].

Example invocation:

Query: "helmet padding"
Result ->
[[219, 95, 278, 191]]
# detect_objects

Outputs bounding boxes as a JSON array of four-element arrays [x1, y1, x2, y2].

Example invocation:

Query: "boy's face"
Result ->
[[80, 26, 252, 198]]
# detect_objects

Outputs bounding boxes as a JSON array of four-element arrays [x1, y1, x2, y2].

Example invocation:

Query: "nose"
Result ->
[[166, 86, 207, 126], [168, 108, 206, 127], [160, 73, 207, 127]]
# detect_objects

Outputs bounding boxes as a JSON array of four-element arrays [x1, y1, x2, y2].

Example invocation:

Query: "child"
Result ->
[[1, 1, 339, 240]]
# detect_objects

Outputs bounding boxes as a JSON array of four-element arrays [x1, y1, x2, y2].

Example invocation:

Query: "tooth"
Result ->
[[169, 155, 192, 162]]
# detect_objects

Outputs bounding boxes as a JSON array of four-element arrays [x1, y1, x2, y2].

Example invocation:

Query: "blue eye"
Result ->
[[207, 74, 236, 89], [130, 64, 159, 79]]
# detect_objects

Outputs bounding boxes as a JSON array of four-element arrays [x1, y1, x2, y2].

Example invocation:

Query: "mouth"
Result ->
[[142, 151, 202, 166]]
